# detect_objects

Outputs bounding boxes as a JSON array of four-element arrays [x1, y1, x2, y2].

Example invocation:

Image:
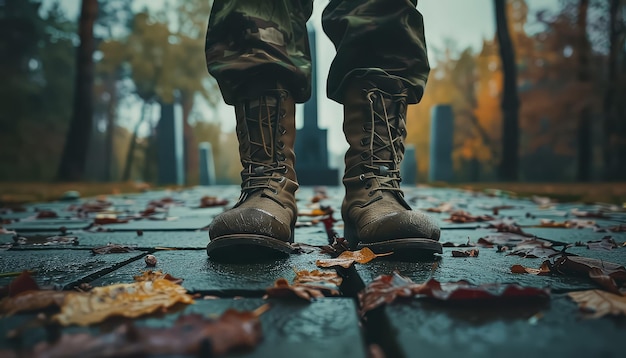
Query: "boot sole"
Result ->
[[207, 234, 294, 262], [357, 238, 442, 258]]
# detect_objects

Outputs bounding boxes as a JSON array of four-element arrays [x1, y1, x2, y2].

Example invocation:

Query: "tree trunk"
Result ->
[[57, 0, 98, 181], [576, 0, 592, 182], [603, 0, 625, 180], [494, 0, 520, 181], [181, 92, 195, 185], [122, 101, 149, 181], [103, 77, 117, 181]]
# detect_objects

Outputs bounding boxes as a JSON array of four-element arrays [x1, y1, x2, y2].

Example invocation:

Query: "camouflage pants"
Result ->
[[205, 0, 429, 105]]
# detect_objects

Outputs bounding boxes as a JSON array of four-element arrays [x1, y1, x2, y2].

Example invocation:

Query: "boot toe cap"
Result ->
[[209, 207, 293, 242], [358, 211, 440, 243]]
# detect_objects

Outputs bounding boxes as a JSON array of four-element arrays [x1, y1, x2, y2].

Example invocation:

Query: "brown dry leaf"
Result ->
[[91, 244, 134, 254], [539, 219, 598, 229], [446, 210, 495, 223], [94, 214, 129, 225], [568, 290, 626, 318], [0, 270, 39, 299], [54, 279, 194, 326], [316, 247, 393, 268], [588, 267, 621, 294], [265, 278, 338, 301], [199, 196, 228, 208], [31, 308, 265, 357], [36, 210, 58, 219], [510, 261, 551, 275], [298, 208, 328, 217], [294, 269, 343, 286], [571, 208, 610, 219], [488, 222, 534, 237], [358, 271, 426, 314], [507, 246, 560, 259], [425, 202, 455, 213], [1, 290, 69, 316], [133, 270, 184, 284], [607, 224, 626, 233], [451, 249, 479, 257], [552, 256, 626, 283]]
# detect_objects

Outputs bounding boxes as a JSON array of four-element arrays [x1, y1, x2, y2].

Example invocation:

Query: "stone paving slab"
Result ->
[[382, 295, 624, 358], [4, 219, 91, 232], [0, 298, 366, 358], [355, 248, 599, 292], [73, 230, 209, 249], [0, 250, 143, 288], [90, 250, 332, 294]]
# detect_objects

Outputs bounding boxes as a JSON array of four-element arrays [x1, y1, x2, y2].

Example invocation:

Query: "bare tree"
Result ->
[[494, 0, 520, 181], [575, 0, 592, 181], [57, 0, 98, 181]]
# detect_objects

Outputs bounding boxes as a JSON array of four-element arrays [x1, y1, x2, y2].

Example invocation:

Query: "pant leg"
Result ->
[[322, 0, 430, 104], [205, 0, 313, 105]]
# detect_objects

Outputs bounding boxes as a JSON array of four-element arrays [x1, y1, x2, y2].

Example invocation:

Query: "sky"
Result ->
[[50, 0, 561, 168]]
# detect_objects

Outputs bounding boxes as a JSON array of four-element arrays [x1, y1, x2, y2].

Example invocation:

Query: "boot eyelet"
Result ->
[[359, 174, 365, 181], [280, 109, 286, 118], [282, 166, 288, 174], [272, 189, 279, 195], [279, 127, 287, 135], [360, 152, 369, 160], [278, 176, 286, 183], [277, 153, 286, 161], [277, 141, 285, 149], [368, 191, 374, 197], [359, 138, 368, 146], [365, 182, 372, 189]]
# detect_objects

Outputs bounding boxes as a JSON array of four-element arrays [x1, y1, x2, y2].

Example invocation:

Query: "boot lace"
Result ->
[[360, 88, 407, 196], [240, 90, 289, 196]]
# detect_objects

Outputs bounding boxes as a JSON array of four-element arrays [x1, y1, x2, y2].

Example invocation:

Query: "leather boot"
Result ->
[[341, 75, 442, 256], [207, 87, 298, 259]]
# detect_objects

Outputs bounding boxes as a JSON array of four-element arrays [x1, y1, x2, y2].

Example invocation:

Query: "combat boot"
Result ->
[[207, 87, 298, 259], [341, 75, 442, 257]]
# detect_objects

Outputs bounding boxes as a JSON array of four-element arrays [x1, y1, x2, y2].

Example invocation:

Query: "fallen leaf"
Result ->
[[451, 249, 479, 257], [0, 271, 39, 299], [571, 208, 610, 219], [488, 222, 534, 237], [425, 202, 455, 213], [510, 261, 551, 275], [298, 208, 328, 217], [552, 255, 626, 284], [607, 224, 626, 233], [568, 290, 626, 318], [441, 239, 475, 248], [133, 270, 183, 284], [30, 308, 265, 357], [294, 269, 343, 286], [506, 246, 560, 258], [446, 210, 495, 223], [91, 244, 134, 254], [538, 219, 598, 229], [316, 248, 393, 268], [359, 272, 550, 314], [199, 196, 228, 208], [265, 278, 338, 301], [54, 279, 194, 326], [94, 214, 129, 225], [36, 210, 58, 219], [588, 267, 622, 295], [12, 235, 78, 246], [586, 237, 619, 251], [0, 290, 69, 316]]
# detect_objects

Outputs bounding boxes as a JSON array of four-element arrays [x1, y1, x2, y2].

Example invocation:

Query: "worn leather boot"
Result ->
[[207, 87, 298, 260], [341, 75, 442, 257]]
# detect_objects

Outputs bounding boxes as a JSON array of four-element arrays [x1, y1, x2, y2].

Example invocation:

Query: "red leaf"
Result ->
[[0, 271, 39, 299], [446, 210, 495, 223], [36, 210, 58, 219], [29, 308, 265, 357], [199, 196, 228, 208]]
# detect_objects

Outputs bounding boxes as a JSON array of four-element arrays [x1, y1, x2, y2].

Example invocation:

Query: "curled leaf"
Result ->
[[316, 248, 392, 268], [91, 244, 134, 254], [451, 249, 479, 257]]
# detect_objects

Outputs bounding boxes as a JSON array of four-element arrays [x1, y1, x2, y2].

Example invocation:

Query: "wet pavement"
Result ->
[[1, 185, 625, 357]]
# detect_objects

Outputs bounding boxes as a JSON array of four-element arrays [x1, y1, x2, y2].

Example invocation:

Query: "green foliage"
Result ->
[[0, 0, 76, 181]]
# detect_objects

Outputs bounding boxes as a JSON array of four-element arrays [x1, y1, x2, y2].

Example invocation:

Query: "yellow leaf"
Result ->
[[54, 279, 194, 326]]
